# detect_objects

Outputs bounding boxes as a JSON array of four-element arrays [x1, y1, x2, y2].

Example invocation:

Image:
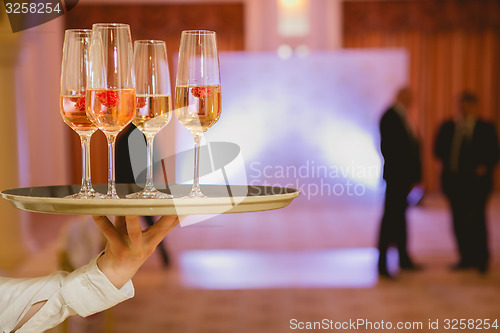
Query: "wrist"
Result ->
[[97, 252, 141, 289]]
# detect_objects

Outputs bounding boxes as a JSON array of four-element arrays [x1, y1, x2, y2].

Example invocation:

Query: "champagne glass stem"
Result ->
[[125, 132, 172, 199], [80, 133, 93, 193], [106, 133, 119, 198], [190, 133, 205, 197], [144, 135, 155, 192]]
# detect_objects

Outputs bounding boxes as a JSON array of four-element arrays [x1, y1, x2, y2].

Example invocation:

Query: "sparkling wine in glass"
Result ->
[[60, 29, 103, 198], [175, 30, 221, 198], [87, 23, 136, 199], [127, 40, 173, 199]]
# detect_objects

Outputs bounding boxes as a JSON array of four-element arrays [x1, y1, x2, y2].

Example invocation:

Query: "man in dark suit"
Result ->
[[378, 87, 422, 278], [435, 92, 499, 273]]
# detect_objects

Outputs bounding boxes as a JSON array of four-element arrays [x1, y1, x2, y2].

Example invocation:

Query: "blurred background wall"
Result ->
[[0, 10, 28, 269]]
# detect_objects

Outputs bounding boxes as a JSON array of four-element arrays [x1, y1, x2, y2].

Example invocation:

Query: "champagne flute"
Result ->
[[175, 30, 221, 198], [86, 23, 136, 199], [126, 40, 173, 199], [60, 29, 103, 198]]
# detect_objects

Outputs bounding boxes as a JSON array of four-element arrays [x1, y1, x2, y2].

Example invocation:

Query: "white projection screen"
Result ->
[[172, 50, 409, 203]]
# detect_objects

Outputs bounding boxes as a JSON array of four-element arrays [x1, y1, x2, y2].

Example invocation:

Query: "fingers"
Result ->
[[125, 216, 143, 246], [115, 216, 127, 235], [95, 215, 180, 251], [144, 215, 180, 246], [92, 216, 120, 243]]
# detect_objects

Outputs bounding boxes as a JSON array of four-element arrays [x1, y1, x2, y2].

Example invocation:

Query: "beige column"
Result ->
[[0, 11, 28, 270]]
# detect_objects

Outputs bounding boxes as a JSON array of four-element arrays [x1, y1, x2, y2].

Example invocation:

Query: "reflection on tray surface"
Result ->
[[3, 184, 297, 199]]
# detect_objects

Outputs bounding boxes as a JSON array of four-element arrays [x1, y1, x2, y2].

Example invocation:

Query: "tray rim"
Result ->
[[0, 184, 301, 216]]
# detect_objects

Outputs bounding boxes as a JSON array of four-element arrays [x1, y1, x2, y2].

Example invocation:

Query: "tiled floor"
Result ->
[[20, 193, 500, 332]]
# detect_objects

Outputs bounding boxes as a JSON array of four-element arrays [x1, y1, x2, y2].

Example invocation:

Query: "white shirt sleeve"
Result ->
[[0, 253, 134, 333]]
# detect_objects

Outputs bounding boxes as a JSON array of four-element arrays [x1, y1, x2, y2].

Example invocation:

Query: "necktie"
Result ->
[[450, 120, 475, 172]]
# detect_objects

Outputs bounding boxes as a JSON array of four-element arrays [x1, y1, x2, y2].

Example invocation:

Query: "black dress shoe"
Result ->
[[477, 264, 488, 275]]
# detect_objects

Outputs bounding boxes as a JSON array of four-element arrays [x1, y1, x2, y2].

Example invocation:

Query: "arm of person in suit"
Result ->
[[475, 122, 500, 176], [380, 109, 420, 183], [380, 110, 404, 161], [484, 122, 500, 169]]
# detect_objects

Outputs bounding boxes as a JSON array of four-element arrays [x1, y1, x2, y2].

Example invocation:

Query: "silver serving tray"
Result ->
[[1, 184, 300, 216]]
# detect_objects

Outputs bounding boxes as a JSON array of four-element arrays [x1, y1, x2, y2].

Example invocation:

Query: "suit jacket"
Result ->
[[116, 123, 138, 184], [116, 123, 164, 185], [435, 119, 499, 196], [380, 106, 421, 187]]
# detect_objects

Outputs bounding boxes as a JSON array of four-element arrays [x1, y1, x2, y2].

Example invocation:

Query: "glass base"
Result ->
[[182, 187, 207, 199], [65, 186, 105, 199], [126, 189, 173, 199], [103, 182, 121, 199], [103, 193, 120, 199]]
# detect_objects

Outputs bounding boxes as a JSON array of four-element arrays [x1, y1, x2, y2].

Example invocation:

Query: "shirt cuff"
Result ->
[[60, 253, 134, 317]]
